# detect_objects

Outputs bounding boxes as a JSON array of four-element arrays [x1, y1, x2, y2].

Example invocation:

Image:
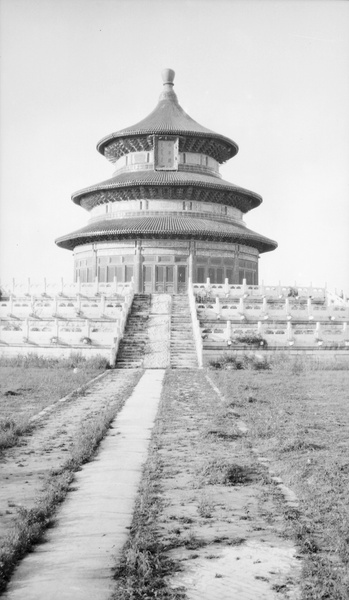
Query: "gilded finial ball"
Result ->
[[161, 68, 175, 85]]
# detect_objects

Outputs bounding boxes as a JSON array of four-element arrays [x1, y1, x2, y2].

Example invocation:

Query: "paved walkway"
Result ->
[[3, 370, 166, 600], [143, 294, 171, 369]]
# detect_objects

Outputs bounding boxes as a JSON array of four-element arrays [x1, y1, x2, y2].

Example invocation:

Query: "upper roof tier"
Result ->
[[97, 69, 239, 164]]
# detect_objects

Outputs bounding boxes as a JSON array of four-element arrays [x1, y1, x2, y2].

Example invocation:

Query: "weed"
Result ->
[[0, 418, 32, 452], [291, 357, 306, 376], [202, 459, 255, 486], [197, 494, 215, 518], [206, 428, 243, 441], [111, 452, 186, 600], [280, 438, 327, 453]]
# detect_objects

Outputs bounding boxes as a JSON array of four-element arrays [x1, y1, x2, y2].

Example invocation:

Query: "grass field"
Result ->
[[112, 358, 349, 600], [211, 357, 349, 599], [0, 354, 109, 450], [1, 353, 348, 598]]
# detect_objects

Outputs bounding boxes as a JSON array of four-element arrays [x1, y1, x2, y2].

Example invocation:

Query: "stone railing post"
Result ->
[[188, 283, 203, 368], [224, 278, 230, 295], [215, 296, 220, 317], [55, 318, 59, 339], [24, 318, 30, 342], [100, 295, 106, 317], [285, 297, 290, 315], [262, 296, 267, 312], [84, 319, 90, 339]]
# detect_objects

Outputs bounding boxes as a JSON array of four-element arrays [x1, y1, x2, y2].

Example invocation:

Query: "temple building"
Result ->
[[56, 69, 277, 294]]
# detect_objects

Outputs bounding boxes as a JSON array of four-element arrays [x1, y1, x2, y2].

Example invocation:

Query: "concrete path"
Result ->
[[3, 369, 165, 600]]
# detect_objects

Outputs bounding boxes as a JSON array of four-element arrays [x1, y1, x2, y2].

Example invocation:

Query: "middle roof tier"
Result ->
[[72, 169, 263, 213]]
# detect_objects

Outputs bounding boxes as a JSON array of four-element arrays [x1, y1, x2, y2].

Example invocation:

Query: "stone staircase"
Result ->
[[170, 295, 198, 369], [115, 294, 151, 368]]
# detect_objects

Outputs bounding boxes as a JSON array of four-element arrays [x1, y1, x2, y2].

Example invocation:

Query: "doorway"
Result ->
[[177, 265, 187, 294], [155, 265, 174, 293]]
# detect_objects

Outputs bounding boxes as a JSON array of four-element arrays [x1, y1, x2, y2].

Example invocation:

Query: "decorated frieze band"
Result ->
[[78, 188, 259, 213], [102, 134, 232, 164]]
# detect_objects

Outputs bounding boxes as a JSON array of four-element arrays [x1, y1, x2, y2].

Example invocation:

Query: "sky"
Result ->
[[0, 0, 348, 294]]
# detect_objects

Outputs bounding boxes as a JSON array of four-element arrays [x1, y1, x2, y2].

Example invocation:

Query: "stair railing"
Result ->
[[109, 279, 135, 366], [188, 279, 203, 368]]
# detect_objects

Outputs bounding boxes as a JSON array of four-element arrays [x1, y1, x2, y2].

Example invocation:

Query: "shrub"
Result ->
[[233, 333, 267, 347], [208, 353, 270, 371]]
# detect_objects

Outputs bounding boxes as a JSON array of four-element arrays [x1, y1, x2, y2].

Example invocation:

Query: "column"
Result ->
[[232, 247, 239, 283], [93, 245, 98, 280], [134, 241, 142, 293], [188, 244, 194, 283]]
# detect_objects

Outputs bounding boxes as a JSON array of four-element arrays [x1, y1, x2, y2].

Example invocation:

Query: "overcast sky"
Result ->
[[1, 0, 348, 294]]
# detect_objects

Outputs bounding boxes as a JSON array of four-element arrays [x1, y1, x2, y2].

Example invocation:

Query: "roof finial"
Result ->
[[159, 69, 177, 102], [161, 68, 175, 86]]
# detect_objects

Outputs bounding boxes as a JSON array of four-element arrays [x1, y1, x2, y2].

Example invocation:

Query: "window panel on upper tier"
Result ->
[[155, 137, 179, 171]]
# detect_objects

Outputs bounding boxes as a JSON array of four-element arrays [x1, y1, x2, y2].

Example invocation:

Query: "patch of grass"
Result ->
[[0, 402, 126, 593], [0, 353, 110, 370], [111, 451, 186, 600], [201, 459, 256, 486], [0, 418, 33, 451]]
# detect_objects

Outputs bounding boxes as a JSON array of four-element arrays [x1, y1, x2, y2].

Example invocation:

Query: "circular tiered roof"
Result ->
[[56, 69, 278, 256], [97, 70, 239, 164]]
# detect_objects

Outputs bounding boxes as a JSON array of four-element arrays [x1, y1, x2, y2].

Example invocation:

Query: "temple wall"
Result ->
[[73, 239, 259, 292]]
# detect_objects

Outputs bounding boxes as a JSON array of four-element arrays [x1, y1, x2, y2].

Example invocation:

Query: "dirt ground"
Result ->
[[124, 369, 303, 599], [2, 363, 348, 599], [0, 370, 141, 546]]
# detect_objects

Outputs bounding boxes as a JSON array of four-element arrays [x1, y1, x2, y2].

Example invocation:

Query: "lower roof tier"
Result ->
[[72, 169, 262, 213], [55, 215, 277, 253]]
